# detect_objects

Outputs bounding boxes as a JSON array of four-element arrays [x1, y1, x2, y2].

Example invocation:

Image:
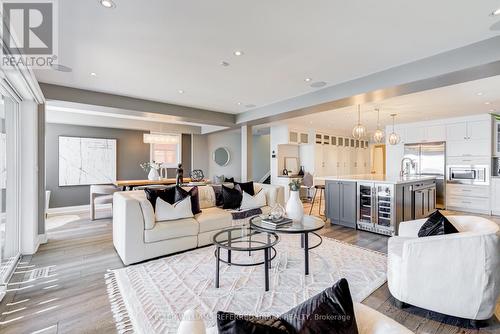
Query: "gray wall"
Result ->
[[253, 134, 270, 181], [192, 134, 209, 177], [46, 125, 194, 208], [207, 129, 241, 181], [46, 124, 150, 208]]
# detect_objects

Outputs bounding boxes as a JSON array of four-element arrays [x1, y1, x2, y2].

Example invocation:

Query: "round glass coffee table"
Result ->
[[250, 215, 325, 275], [213, 227, 279, 291]]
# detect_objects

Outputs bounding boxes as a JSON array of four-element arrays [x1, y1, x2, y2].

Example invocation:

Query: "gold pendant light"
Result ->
[[352, 104, 367, 139], [372, 108, 385, 143], [388, 113, 401, 145]]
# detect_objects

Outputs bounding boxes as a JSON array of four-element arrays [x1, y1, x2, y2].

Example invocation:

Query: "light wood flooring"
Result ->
[[0, 202, 498, 333]]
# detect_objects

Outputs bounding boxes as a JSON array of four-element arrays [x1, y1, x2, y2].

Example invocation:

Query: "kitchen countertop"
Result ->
[[315, 174, 437, 185]]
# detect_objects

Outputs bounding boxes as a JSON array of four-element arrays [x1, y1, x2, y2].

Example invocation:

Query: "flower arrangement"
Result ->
[[288, 178, 301, 191], [140, 161, 159, 172], [492, 113, 500, 121]]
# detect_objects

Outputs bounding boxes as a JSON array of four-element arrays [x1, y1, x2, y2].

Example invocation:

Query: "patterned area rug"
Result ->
[[106, 234, 387, 333]]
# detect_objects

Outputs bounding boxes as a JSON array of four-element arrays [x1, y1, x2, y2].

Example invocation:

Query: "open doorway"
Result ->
[[371, 144, 386, 174]]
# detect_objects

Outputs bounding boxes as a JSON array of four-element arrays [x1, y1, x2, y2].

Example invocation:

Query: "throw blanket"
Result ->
[[228, 208, 262, 220]]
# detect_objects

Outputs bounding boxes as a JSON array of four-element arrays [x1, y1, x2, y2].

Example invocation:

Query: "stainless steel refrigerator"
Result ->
[[403, 142, 446, 209]]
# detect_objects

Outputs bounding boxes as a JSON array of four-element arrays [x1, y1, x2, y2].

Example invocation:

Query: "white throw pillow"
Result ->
[[240, 190, 267, 210], [155, 196, 193, 221]]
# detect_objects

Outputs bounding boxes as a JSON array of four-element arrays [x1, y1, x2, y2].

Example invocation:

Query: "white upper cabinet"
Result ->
[[446, 119, 491, 157], [446, 122, 468, 141], [406, 126, 425, 143], [424, 125, 446, 142], [406, 125, 445, 143], [467, 120, 490, 141], [289, 130, 309, 144]]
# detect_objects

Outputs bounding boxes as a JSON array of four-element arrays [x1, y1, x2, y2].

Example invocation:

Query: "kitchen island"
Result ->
[[316, 174, 437, 236]]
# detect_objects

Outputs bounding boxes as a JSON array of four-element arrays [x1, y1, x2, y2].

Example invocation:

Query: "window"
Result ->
[[143, 133, 181, 168]]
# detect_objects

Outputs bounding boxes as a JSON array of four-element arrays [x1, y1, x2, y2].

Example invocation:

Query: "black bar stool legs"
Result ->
[[308, 185, 326, 221]]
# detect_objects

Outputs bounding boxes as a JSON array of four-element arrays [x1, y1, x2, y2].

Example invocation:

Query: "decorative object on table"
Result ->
[[491, 112, 500, 121], [176, 163, 184, 185], [282, 168, 288, 176], [373, 108, 385, 143], [213, 175, 225, 185], [140, 161, 160, 181], [213, 147, 231, 167], [286, 179, 304, 223], [269, 203, 286, 221], [352, 104, 367, 139], [388, 113, 401, 145], [190, 169, 204, 182], [59, 136, 117, 186], [260, 217, 293, 228], [298, 165, 305, 176]]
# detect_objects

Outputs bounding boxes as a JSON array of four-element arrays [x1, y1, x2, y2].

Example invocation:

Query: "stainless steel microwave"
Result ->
[[447, 165, 489, 185]]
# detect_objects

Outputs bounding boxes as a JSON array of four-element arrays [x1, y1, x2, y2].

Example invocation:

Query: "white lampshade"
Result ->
[[373, 128, 385, 143], [388, 132, 400, 145], [143, 133, 180, 144]]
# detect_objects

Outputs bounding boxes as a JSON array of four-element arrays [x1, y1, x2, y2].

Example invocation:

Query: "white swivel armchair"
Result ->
[[387, 215, 500, 322], [90, 184, 120, 220]]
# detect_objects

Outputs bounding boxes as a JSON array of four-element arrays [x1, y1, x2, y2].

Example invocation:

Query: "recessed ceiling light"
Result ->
[[304, 78, 312, 82], [178, 90, 184, 94], [236, 102, 242, 106], [491, 8, 500, 16], [99, 0, 116, 8], [476, 92, 483, 96], [485, 101, 491, 105], [90, 72, 97, 76], [233, 50, 244, 56], [310, 81, 327, 88]]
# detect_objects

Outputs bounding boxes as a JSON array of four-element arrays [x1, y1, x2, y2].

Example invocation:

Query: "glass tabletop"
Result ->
[[213, 227, 279, 251], [250, 215, 325, 233]]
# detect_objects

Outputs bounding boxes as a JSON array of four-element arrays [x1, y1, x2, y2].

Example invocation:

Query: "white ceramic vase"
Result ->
[[148, 168, 160, 181], [286, 190, 304, 223]]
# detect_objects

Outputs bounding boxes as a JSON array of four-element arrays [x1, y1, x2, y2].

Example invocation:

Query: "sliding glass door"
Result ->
[[0, 92, 20, 294]]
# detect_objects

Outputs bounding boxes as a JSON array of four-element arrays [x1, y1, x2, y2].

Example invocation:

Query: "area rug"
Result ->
[[106, 234, 387, 333]]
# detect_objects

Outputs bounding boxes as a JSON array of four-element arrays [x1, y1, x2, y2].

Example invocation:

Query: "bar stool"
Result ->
[[309, 184, 326, 220]]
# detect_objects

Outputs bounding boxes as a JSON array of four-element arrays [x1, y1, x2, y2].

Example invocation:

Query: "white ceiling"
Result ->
[[282, 75, 500, 133], [35, 1, 500, 114]]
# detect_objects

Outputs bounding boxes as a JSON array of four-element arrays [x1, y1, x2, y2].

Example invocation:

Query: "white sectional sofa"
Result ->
[[112, 183, 284, 265]]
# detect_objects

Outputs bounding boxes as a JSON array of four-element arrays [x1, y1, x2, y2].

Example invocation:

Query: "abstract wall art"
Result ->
[[59, 136, 117, 186]]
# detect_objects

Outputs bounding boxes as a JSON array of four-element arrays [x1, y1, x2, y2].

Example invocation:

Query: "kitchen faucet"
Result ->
[[400, 157, 416, 177]]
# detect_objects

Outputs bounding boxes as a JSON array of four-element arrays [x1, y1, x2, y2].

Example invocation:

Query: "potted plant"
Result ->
[[140, 161, 160, 181], [286, 178, 304, 222]]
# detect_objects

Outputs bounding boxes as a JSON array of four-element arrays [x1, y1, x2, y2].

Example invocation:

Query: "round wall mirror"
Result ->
[[213, 147, 230, 167]]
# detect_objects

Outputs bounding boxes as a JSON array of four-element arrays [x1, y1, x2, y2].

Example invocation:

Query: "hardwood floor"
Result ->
[[0, 204, 498, 333]]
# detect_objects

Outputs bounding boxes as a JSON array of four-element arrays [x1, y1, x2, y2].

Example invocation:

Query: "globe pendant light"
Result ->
[[372, 108, 385, 143], [388, 113, 401, 145], [352, 105, 367, 139]]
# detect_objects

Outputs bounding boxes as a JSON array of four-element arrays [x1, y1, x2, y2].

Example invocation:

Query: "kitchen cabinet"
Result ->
[[492, 178, 500, 216], [446, 120, 491, 157], [447, 183, 490, 214], [289, 130, 309, 144], [406, 126, 425, 143], [325, 180, 357, 228], [406, 125, 445, 143]]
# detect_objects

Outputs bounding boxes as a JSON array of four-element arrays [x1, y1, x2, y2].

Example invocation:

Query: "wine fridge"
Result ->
[[357, 182, 395, 236]]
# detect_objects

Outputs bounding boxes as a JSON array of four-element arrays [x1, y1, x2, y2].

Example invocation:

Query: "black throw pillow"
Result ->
[[279, 278, 358, 334], [222, 184, 242, 209], [418, 210, 459, 237], [175, 186, 202, 215], [211, 185, 224, 207], [217, 312, 291, 334], [224, 177, 235, 183], [144, 186, 176, 211], [234, 181, 255, 196]]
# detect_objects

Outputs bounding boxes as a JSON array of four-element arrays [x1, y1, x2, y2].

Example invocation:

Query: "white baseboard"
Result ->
[[38, 233, 48, 245], [47, 203, 112, 216]]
